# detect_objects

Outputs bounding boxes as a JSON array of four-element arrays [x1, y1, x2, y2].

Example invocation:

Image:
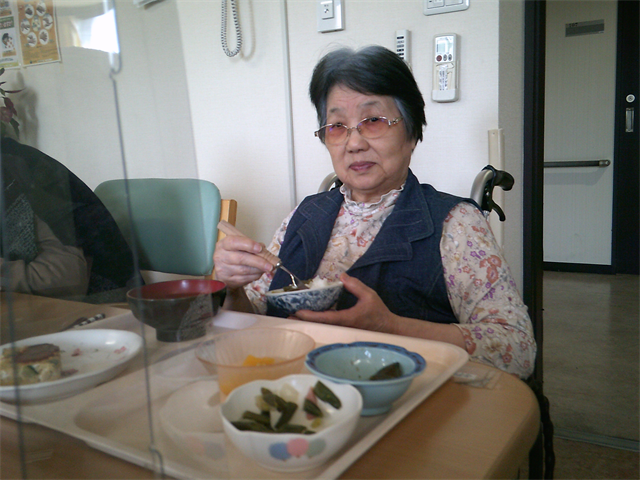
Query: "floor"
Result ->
[[521, 438, 639, 480], [541, 271, 639, 479]]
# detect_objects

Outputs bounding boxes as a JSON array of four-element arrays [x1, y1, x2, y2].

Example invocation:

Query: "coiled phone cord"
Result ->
[[221, 0, 242, 57]]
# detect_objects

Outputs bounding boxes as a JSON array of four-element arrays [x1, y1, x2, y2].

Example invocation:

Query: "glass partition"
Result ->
[[0, 1, 222, 478], [0, 1, 559, 478], [1, 0, 134, 335]]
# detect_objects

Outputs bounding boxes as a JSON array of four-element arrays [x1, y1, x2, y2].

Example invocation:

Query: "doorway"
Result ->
[[524, 0, 640, 450], [542, 0, 639, 275], [544, 1, 617, 272]]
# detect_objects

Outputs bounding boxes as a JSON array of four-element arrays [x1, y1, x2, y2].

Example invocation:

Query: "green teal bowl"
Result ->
[[305, 342, 426, 416]]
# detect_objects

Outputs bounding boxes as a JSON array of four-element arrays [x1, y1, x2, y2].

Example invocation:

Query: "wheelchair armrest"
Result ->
[[469, 166, 515, 221]]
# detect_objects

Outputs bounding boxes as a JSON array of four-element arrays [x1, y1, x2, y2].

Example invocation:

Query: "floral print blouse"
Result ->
[[245, 185, 536, 378]]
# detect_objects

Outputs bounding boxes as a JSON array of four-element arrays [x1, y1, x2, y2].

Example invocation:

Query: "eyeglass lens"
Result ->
[[323, 117, 394, 144]]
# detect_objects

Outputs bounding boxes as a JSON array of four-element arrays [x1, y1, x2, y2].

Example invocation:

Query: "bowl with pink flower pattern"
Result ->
[[220, 374, 362, 472]]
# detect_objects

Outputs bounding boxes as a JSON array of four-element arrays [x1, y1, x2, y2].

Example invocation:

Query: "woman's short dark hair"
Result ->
[[309, 45, 426, 144]]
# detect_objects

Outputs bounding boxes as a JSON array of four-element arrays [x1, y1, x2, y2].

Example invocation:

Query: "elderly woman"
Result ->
[[214, 45, 536, 379]]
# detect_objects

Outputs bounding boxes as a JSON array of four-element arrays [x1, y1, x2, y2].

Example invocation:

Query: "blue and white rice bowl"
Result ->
[[305, 342, 427, 416], [265, 278, 343, 315]]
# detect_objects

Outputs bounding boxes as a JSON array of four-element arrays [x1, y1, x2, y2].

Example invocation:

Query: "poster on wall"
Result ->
[[0, 14, 20, 68], [0, 0, 12, 17], [17, 0, 60, 66]]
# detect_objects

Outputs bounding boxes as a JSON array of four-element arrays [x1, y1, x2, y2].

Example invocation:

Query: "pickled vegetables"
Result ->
[[369, 362, 403, 380], [230, 381, 341, 434]]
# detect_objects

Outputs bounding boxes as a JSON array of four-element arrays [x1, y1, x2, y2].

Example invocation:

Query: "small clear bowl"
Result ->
[[195, 328, 315, 396]]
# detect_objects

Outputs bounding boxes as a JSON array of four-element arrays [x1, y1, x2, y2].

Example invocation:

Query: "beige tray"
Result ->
[[0, 311, 468, 479]]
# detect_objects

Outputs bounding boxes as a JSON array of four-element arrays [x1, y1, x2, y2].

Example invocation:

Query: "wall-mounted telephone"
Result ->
[[432, 34, 459, 102]]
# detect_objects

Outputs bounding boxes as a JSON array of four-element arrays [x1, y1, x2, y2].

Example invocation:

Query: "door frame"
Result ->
[[612, 0, 639, 275], [523, 0, 546, 384]]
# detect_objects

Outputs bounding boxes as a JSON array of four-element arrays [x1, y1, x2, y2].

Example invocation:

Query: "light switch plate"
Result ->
[[320, 0, 334, 19], [423, 0, 469, 16], [318, 0, 344, 33]]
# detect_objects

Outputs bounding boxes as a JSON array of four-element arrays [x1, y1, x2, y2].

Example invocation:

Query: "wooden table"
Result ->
[[1, 292, 129, 342], [1, 293, 540, 479]]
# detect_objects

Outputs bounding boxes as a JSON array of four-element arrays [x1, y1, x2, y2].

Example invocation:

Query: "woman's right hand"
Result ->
[[213, 235, 275, 289]]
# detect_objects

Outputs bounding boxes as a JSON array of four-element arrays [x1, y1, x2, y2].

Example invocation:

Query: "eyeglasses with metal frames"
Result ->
[[314, 116, 403, 145]]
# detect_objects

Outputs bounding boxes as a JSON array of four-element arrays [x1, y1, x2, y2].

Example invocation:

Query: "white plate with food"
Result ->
[[0, 329, 142, 404]]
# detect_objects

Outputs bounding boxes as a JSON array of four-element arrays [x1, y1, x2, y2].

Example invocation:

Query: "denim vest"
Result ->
[[266, 170, 473, 323]]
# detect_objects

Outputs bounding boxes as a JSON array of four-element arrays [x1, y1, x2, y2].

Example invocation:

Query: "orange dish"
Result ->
[[242, 355, 276, 367]]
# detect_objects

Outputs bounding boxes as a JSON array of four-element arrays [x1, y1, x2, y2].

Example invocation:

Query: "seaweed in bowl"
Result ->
[[305, 342, 426, 416]]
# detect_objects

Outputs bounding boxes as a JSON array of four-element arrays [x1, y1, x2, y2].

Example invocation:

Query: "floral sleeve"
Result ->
[[441, 203, 536, 378]]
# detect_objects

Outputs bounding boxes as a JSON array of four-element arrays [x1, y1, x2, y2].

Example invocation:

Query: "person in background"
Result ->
[[213, 45, 536, 379], [1, 137, 141, 303]]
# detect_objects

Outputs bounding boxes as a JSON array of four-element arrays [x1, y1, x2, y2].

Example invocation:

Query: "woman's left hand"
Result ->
[[296, 273, 467, 349], [293, 273, 395, 333]]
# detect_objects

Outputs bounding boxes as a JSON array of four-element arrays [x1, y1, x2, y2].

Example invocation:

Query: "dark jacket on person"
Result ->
[[1, 137, 141, 303], [266, 169, 473, 322]]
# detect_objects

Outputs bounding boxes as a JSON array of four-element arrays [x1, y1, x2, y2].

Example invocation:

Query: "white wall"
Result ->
[[177, 0, 293, 246], [286, 0, 502, 203], [3, 0, 525, 283], [3, 0, 198, 187], [113, 0, 199, 180], [4, 45, 124, 188], [499, 0, 525, 283], [178, 0, 503, 220], [178, 0, 524, 281]]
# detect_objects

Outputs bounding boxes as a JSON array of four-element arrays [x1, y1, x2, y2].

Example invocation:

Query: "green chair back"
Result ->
[[95, 178, 221, 276]]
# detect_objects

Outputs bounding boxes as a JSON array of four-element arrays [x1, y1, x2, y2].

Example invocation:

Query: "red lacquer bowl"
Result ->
[[127, 279, 226, 342]]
